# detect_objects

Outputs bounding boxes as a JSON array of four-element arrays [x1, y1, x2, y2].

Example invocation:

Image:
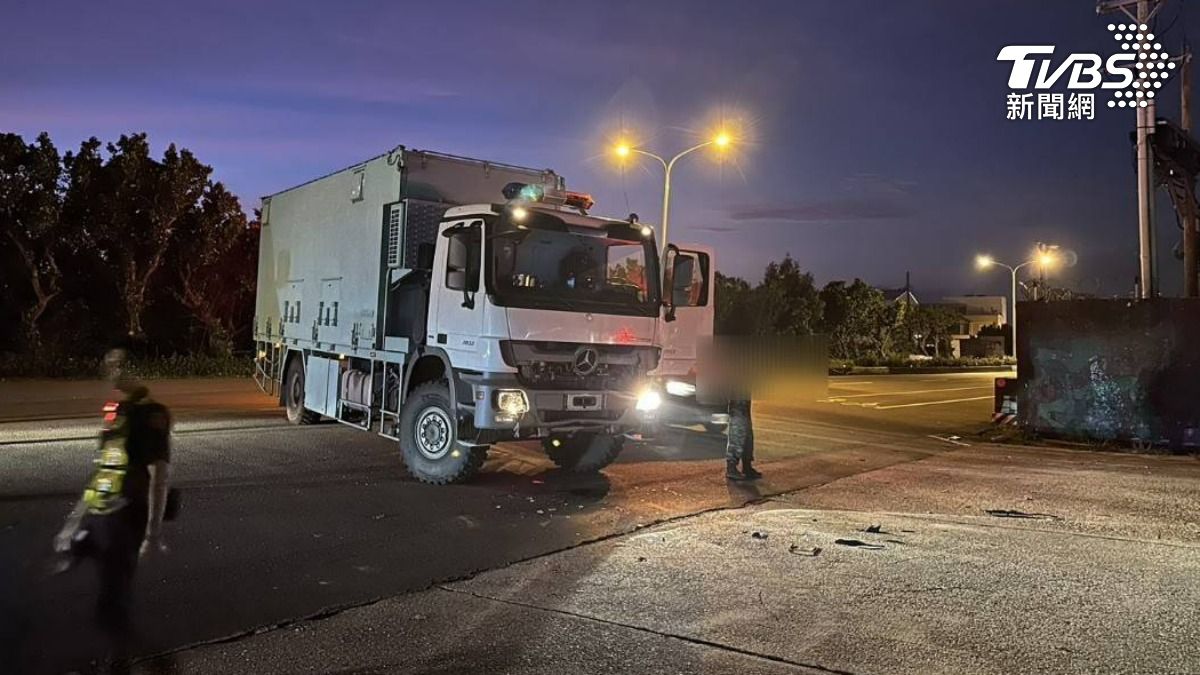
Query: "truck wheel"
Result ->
[[542, 433, 624, 472], [284, 358, 320, 425], [400, 381, 486, 484]]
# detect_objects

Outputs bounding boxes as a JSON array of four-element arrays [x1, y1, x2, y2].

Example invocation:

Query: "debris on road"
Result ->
[[788, 544, 822, 557], [863, 524, 891, 534], [985, 509, 1061, 520], [834, 538, 885, 550], [751, 531, 769, 540]]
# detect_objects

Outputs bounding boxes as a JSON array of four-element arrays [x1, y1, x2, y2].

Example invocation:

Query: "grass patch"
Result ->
[[0, 352, 254, 379]]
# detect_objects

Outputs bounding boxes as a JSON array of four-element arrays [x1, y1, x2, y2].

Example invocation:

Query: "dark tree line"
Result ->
[[715, 255, 964, 360], [0, 132, 257, 361]]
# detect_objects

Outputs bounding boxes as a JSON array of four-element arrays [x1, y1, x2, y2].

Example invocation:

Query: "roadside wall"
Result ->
[[1018, 299, 1200, 446]]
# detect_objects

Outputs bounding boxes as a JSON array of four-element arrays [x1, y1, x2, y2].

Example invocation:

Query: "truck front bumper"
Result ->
[[463, 374, 659, 437]]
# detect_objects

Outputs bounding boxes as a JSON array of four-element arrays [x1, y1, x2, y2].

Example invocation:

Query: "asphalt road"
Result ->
[[2, 373, 1009, 673]]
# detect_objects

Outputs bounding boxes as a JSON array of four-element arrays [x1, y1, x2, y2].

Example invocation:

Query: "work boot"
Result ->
[[725, 460, 745, 481], [741, 462, 763, 480]]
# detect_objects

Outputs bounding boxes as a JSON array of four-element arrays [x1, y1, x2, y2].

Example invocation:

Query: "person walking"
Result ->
[[54, 345, 172, 644]]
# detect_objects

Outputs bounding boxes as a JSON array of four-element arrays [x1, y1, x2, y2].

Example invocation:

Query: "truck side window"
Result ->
[[445, 222, 481, 292]]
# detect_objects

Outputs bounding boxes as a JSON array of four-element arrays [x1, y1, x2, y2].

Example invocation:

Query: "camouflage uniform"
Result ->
[[725, 399, 753, 463], [726, 398, 755, 471]]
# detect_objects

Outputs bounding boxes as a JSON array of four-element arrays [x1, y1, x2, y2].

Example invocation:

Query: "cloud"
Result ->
[[727, 174, 919, 223]]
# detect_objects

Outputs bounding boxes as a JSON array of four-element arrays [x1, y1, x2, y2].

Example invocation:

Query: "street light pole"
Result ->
[[628, 141, 718, 254], [616, 133, 731, 261], [978, 257, 1042, 359]]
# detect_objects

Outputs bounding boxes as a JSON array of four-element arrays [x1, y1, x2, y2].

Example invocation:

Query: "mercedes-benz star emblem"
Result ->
[[573, 347, 599, 376]]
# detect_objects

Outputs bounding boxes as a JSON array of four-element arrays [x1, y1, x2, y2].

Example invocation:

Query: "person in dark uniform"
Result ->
[[726, 397, 762, 481], [54, 345, 172, 641]]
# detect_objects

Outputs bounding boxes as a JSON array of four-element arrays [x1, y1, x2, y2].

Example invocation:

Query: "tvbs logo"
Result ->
[[997, 23, 1175, 120]]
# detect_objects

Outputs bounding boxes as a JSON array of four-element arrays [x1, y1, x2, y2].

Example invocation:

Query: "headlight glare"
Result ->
[[636, 388, 663, 412], [496, 389, 529, 416]]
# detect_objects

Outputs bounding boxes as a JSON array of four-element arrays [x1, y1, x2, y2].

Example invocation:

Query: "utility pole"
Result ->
[[1183, 46, 1198, 296], [1099, 0, 1164, 298]]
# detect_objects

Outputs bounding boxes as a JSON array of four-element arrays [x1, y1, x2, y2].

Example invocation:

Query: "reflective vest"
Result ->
[[82, 394, 149, 515]]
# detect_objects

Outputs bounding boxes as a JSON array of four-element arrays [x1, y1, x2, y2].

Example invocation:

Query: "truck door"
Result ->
[[660, 244, 715, 379], [430, 219, 485, 367]]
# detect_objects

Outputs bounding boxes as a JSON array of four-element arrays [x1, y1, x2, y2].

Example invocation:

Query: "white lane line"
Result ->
[[876, 395, 994, 410], [830, 381, 874, 386], [826, 385, 992, 400], [929, 434, 971, 447]]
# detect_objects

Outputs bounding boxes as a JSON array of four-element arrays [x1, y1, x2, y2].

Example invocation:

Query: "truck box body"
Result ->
[[253, 147, 560, 359]]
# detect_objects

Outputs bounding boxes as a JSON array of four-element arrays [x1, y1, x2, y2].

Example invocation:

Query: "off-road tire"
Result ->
[[284, 357, 321, 425], [400, 381, 487, 484], [542, 433, 624, 472]]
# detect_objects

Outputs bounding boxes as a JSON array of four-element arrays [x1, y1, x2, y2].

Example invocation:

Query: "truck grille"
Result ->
[[501, 340, 658, 391]]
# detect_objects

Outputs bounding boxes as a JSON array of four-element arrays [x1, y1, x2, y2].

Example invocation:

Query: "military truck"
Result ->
[[252, 147, 691, 484]]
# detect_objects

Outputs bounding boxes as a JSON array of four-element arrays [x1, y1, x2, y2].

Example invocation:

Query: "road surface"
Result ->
[[11, 372, 1193, 674]]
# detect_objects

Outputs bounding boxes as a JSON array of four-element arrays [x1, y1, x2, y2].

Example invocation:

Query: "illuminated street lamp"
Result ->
[[975, 249, 1059, 358], [612, 131, 734, 254]]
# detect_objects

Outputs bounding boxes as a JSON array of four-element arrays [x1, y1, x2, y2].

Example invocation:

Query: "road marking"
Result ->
[[929, 434, 971, 446], [827, 385, 992, 400], [876, 395, 994, 410], [831, 381, 873, 386]]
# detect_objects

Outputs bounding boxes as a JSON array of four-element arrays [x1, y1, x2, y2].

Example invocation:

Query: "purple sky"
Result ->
[[4, 0, 1197, 298]]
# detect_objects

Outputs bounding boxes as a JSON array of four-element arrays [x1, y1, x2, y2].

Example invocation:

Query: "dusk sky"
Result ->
[[5, 0, 1199, 299]]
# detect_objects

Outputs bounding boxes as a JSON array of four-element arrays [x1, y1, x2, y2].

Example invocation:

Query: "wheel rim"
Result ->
[[289, 372, 303, 410], [415, 406, 453, 460]]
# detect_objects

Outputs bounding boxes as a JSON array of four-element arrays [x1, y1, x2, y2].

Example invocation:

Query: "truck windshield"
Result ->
[[488, 210, 660, 317]]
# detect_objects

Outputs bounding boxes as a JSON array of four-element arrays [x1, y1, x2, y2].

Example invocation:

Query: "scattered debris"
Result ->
[[636, 556, 646, 562], [532, 479, 544, 485], [536, 509, 545, 515], [984, 509, 1060, 520], [863, 524, 887, 534], [788, 544, 822, 557], [834, 538, 885, 550], [371, 513, 386, 520], [751, 531, 769, 540]]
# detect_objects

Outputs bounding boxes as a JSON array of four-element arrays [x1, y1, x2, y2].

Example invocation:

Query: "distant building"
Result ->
[[938, 295, 1007, 334], [930, 295, 1008, 358]]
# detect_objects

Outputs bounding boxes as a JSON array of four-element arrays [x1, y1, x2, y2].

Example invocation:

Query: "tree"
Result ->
[[756, 255, 822, 335], [909, 304, 964, 357], [77, 134, 213, 338], [0, 133, 65, 349], [714, 272, 756, 335], [819, 279, 891, 359], [172, 185, 252, 355]]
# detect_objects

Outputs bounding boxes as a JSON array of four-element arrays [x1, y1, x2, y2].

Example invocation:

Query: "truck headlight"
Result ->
[[496, 389, 529, 416], [635, 388, 662, 412], [664, 380, 696, 397]]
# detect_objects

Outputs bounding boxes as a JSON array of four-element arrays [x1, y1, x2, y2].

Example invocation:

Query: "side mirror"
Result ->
[[663, 245, 679, 322]]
